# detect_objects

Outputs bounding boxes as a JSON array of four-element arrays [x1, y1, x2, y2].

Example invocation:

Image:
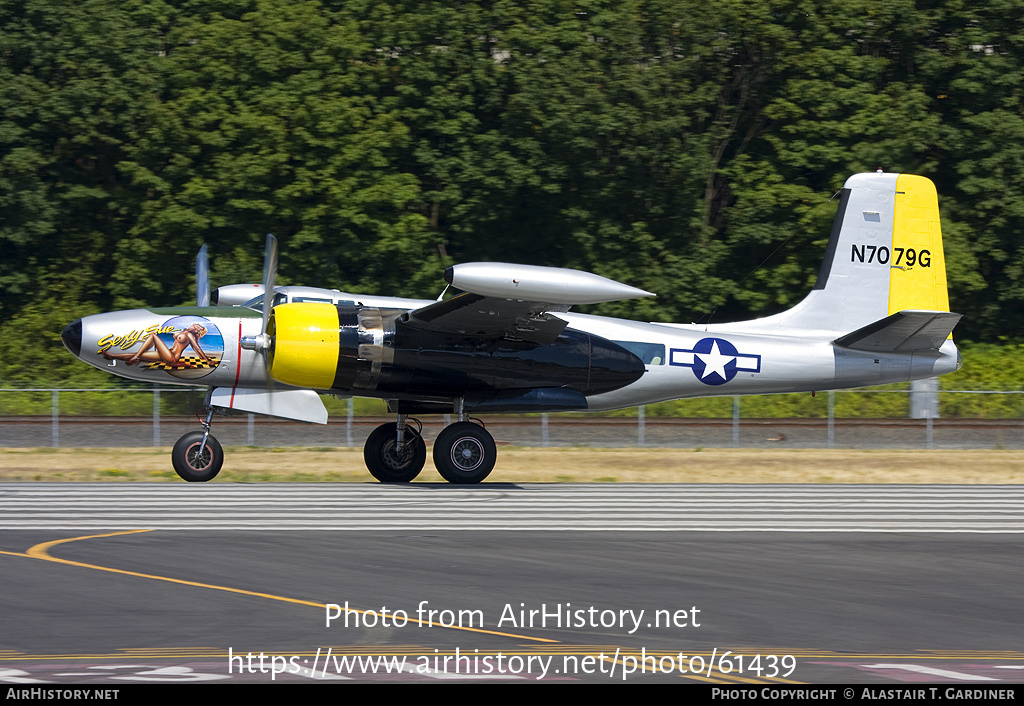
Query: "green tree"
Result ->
[[0, 0, 167, 316]]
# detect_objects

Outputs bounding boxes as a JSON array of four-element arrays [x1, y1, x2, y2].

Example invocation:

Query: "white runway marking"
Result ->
[[2, 483, 1023, 531], [863, 664, 996, 681]]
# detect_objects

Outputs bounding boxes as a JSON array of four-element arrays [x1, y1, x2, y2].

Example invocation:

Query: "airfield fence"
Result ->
[[2, 387, 1024, 450]]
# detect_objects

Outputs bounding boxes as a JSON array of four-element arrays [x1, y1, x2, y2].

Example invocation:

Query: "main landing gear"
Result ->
[[363, 410, 497, 484], [171, 408, 223, 482], [363, 417, 426, 483], [432, 421, 496, 484]]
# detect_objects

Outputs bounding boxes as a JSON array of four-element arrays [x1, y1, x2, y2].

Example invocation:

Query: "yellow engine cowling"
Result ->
[[268, 303, 389, 390]]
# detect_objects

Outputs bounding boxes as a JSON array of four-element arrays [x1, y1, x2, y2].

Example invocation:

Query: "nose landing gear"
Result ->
[[171, 408, 224, 482]]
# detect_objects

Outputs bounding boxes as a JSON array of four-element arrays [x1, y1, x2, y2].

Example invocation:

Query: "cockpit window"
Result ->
[[614, 340, 665, 365], [243, 292, 287, 312], [293, 297, 332, 304]]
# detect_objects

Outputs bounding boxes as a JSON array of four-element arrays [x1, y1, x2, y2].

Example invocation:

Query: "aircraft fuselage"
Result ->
[[62, 303, 959, 414]]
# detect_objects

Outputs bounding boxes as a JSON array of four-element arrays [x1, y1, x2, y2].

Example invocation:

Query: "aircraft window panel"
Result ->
[[243, 295, 265, 312], [294, 297, 332, 304], [614, 340, 666, 365]]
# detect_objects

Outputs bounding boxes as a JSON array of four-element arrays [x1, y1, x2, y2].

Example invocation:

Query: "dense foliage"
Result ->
[[2, 0, 1022, 390]]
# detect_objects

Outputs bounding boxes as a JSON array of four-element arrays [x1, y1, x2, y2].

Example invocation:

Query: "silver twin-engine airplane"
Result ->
[[62, 172, 961, 483]]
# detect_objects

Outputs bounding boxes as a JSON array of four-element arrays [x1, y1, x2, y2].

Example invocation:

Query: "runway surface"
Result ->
[[1, 483, 1023, 531], [1, 483, 1022, 685]]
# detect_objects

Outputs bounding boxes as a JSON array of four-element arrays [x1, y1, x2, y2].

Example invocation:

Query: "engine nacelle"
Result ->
[[268, 303, 391, 390], [267, 302, 645, 401]]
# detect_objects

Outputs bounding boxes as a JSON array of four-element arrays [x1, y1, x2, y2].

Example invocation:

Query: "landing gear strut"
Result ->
[[171, 408, 223, 482]]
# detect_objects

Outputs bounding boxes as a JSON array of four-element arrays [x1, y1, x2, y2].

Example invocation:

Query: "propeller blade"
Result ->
[[261, 233, 278, 336], [239, 234, 279, 355], [195, 244, 210, 307]]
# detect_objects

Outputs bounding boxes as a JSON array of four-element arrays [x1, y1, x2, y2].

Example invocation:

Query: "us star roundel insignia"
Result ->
[[669, 337, 762, 386]]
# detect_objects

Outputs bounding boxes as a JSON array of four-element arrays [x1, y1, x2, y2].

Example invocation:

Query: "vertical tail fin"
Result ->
[[886, 174, 950, 315], [741, 171, 953, 337]]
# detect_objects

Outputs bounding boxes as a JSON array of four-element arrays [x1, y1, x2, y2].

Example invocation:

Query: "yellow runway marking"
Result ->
[[10, 530, 557, 644]]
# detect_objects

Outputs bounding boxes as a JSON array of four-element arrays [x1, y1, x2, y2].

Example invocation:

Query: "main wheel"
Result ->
[[433, 422, 496, 484], [363, 422, 426, 482], [171, 431, 223, 482]]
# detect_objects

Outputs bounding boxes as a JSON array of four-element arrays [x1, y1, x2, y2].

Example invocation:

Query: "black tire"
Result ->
[[171, 431, 223, 482], [363, 422, 426, 482], [432, 422, 496, 484]]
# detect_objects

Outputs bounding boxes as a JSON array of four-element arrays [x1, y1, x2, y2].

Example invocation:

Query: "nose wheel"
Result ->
[[171, 407, 223, 482], [432, 421, 496, 484]]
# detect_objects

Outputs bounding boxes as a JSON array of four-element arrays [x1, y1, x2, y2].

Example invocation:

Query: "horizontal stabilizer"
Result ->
[[210, 387, 328, 424], [834, 310, 962, 352]]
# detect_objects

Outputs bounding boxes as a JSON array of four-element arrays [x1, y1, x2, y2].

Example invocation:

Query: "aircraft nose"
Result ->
[[62, 319, 83, 357]]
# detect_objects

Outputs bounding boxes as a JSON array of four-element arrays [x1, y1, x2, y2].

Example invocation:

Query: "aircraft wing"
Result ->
[[834, 310, 962, 352], [401, 263, 654, 345], [403, 292, 569, 344]]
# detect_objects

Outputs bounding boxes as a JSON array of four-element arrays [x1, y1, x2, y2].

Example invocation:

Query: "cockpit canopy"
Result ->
[[243, 288, 356, 313]]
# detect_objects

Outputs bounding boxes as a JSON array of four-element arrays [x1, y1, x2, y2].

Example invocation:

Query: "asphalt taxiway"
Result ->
[[1, 483, 1022, 684]]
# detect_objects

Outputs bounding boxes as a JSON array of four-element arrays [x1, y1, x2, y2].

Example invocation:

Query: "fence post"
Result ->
[[910, 378, 939, 419], [152, 388, 160, 446], [541, 413, 549, 448], [638, 405, 646, 447], [828, 390, 835, 449], [732, 396, 740, 447], [346, 397, 354, 447], [51, 390, 59, 448], [247, 413, 255, 445]]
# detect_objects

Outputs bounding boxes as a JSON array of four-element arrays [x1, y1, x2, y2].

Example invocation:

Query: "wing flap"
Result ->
[[834, 310, 962, 352]]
